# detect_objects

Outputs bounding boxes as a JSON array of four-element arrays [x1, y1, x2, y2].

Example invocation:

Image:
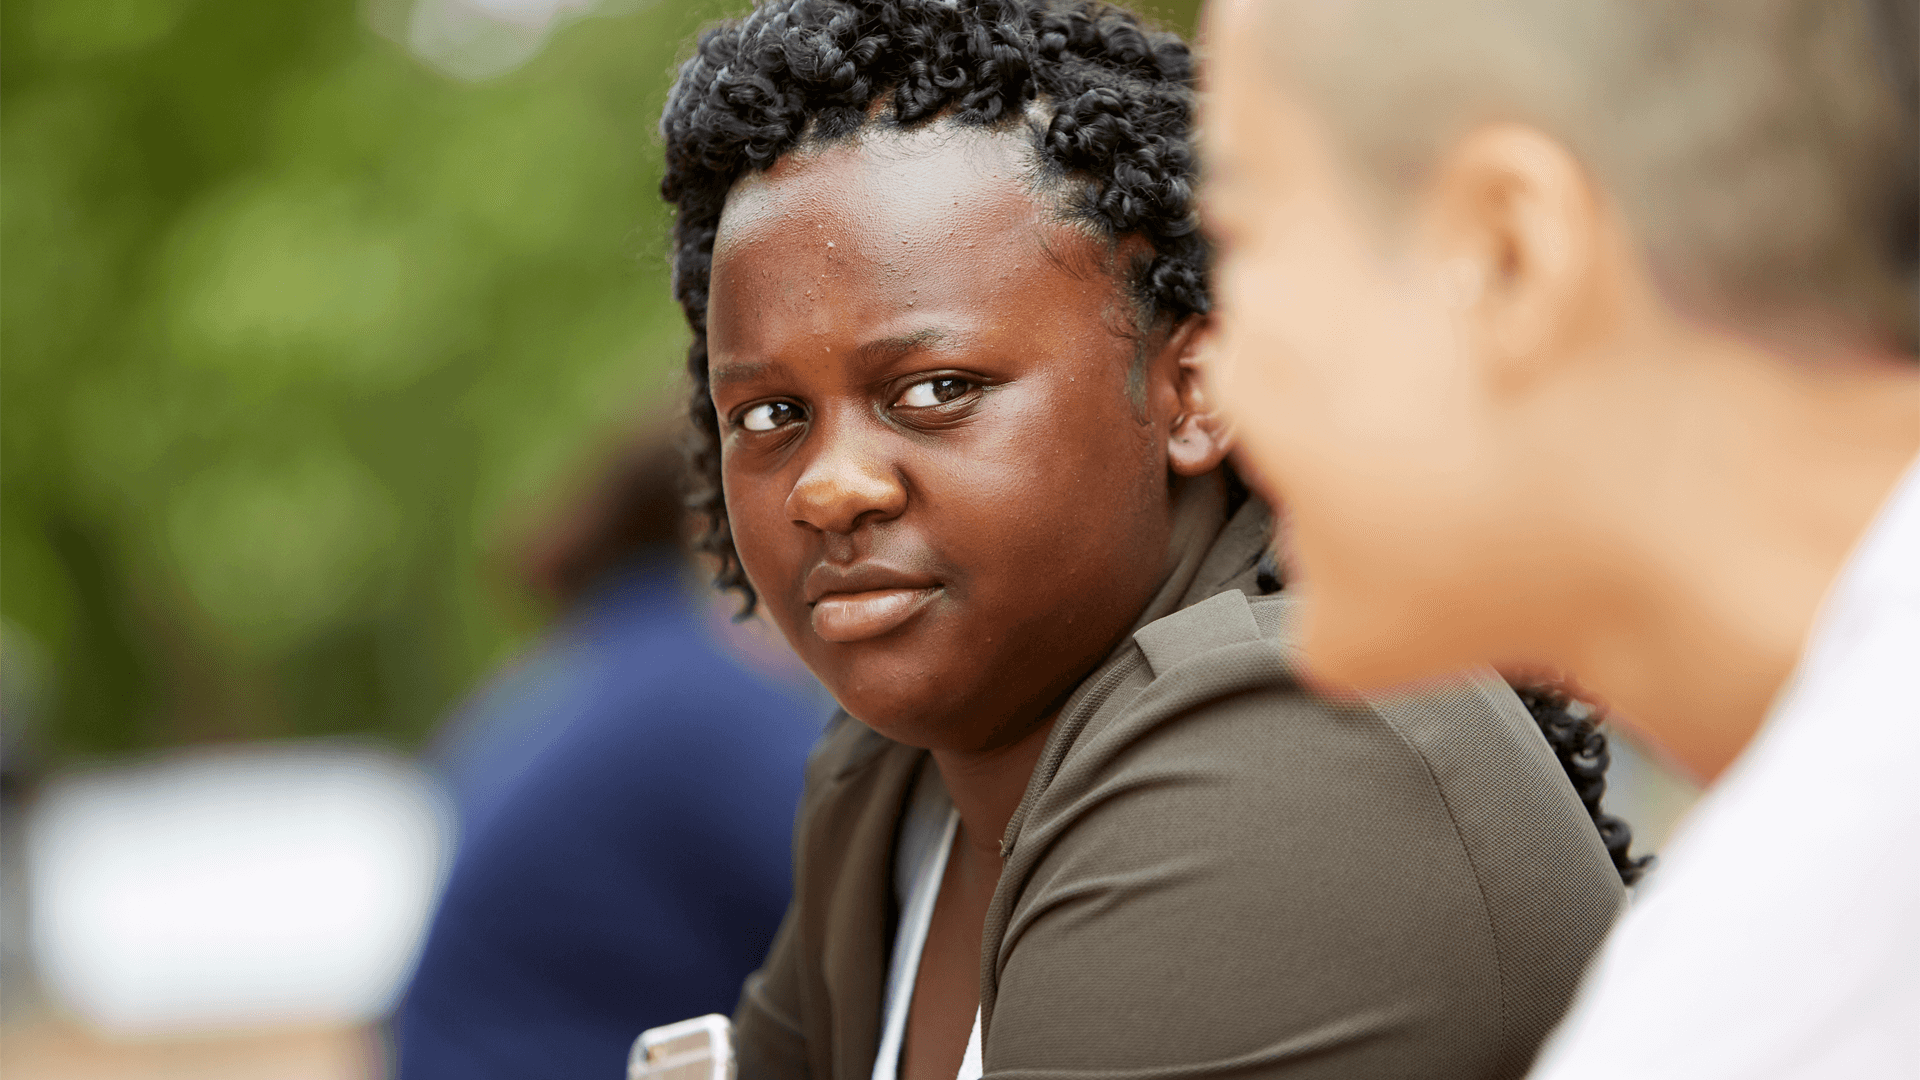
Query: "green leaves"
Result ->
[[0, 0, 737, 758]]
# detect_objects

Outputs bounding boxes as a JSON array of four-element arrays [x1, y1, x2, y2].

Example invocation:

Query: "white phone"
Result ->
[[628, 1014, 736, 1080]]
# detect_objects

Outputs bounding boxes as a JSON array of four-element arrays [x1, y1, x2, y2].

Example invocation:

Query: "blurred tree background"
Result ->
[[1, 0, 1200, 764]]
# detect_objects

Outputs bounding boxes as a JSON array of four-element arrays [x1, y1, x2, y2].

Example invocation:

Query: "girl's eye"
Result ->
[[897, 378, 972, 408], [740, 401, 801, 432]]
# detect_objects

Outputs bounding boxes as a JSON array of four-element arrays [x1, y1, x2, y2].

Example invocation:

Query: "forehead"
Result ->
[[714, 122, 1092, 275], [706, 122, 1132, 368]]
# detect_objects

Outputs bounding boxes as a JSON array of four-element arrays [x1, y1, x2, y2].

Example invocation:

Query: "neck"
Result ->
[[931, 717, 1056, 859], [1559, 331, 1919, 782]]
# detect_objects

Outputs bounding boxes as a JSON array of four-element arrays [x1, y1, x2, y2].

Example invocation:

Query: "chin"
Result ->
[[804, 647, 947, 740], [827, 665, 1021, 754], [833, 692, 964, 751]]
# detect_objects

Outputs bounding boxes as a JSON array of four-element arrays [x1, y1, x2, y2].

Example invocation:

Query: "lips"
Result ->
[[811, 587, 940, 642], [805, 563, 942, 643]]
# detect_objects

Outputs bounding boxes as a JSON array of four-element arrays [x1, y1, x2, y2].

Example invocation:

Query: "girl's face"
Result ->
[[705, 124, 1197, 753]]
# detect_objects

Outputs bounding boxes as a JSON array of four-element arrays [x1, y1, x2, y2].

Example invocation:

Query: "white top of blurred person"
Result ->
[[1198, 0, 1918, 1074], [1533, 461, 1920, 1076]]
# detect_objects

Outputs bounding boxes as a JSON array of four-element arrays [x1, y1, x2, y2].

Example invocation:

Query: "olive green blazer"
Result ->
[[733, 498, 1624, 1080]]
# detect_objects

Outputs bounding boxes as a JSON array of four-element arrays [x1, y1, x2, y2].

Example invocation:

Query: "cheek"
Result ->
[[719, 452, 798, 593], [931, 379, 1162, 582], [1213, 236, 1393, 493], [1222, 228, 1465, 450], [1215, 228, 1491, 575]]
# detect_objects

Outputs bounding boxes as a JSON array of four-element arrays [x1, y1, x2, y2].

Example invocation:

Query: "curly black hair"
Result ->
[[1514, 684, 1655, 885], [657, 0, 1647, 884]]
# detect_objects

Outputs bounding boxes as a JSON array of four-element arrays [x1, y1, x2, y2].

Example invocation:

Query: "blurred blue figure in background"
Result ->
[[397, 431, 827, 1079]]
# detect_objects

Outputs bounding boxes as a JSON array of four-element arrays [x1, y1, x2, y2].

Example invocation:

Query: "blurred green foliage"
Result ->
[[2, 0, 744, 759], [2, 0, 1200, 763]]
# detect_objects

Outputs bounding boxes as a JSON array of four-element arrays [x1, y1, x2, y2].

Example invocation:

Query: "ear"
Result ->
[[1160, 314, 1234, 477], [1426, 124, 1607, 394]]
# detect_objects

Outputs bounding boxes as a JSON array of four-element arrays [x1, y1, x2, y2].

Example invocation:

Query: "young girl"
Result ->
[[658, 3, 1640, 1077]]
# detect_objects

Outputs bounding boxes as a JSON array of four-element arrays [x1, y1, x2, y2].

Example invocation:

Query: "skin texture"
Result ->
[[1199, 0, 1920, 782], [706, 121, 1226, 1080]]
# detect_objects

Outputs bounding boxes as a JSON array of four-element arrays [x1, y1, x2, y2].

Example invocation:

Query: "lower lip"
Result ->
[[810, 587, 940, 643]]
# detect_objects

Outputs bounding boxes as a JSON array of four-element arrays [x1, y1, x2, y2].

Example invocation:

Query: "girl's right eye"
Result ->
[[739, 401, 802, 432]]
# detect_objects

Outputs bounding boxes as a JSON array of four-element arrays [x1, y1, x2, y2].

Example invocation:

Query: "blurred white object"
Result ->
[[26, 742, 449, 1035], [629, 1014, 735, 1080], [374, 0, 653, 82]]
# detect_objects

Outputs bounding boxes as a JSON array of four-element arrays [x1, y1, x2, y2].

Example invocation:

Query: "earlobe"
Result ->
[[1164, 315, 1235, 477]]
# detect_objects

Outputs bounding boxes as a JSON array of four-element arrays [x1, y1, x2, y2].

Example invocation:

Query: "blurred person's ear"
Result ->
[[1160, 314, 1234, 476], [1423, 124, 1622, 398]]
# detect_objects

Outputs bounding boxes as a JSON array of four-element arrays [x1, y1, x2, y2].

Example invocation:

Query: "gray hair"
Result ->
[[1261, 0, 1916, 348]]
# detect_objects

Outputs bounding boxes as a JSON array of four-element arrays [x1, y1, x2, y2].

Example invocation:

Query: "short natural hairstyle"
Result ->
[[1259, 0, 1918, 349]]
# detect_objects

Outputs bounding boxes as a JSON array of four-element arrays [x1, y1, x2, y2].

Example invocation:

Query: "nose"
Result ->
[[784, 422, 907, 536]]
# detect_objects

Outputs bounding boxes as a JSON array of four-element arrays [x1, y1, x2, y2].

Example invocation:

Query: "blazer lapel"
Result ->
[[804, 729, 926, 1080]]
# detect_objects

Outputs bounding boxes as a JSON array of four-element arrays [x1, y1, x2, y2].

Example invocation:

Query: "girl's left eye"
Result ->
[[896, 378, 973, 408]]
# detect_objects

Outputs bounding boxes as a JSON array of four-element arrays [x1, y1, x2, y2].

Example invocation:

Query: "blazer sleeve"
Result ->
[[982, 681, 1575, 1080]]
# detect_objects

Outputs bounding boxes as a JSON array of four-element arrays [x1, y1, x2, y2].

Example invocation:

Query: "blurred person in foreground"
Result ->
[[1200, 1, 1919, 1076], [396, 432, 827, 1080], [662, 2, 1645, 1077]]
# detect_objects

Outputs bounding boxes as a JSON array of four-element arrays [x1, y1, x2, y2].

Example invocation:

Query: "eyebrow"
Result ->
[[710, 360, 775, 390], [710, 327, 956, 390], [853, 327, 949, 362]]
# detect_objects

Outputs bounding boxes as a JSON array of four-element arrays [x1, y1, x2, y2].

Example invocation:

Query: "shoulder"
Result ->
[[1068, 588, 1599, 823], [992, 588, 1622, 1076], [1026, 591, 1591, 890], [1122, 589, 1620, 880], [1530, 641, 1920, 1079]]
